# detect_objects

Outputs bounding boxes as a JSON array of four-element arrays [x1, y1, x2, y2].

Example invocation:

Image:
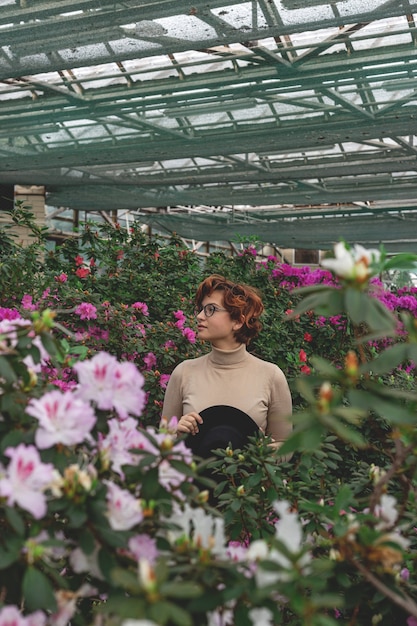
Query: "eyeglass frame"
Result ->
[[195, 303, 228, 318]]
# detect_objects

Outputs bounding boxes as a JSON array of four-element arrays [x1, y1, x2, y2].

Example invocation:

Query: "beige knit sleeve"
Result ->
[[265, 366, 293, 452], [161, 363, 185, 421]]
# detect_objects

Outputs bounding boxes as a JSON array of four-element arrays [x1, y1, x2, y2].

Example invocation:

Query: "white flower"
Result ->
[[248, 607, 275, 626], [166, 504, 226, 555], [375, 494, 398, 529], [321, 242, 381, 282]]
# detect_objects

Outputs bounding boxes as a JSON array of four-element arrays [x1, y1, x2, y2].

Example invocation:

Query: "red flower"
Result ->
[[75, 267, 90, 279], [304, 332, 313, 342], [300, 365, 311, 375], [299, 349, 307, 363], [74, 255, 84, 266]]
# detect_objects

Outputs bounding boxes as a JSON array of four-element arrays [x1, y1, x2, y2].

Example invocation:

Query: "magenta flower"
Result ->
[[54, 273, 68, 283], [74, 352, 146, 418], [0, 444, 54, 519], [105, 481, 143, 530], [159, 373, 170, 389], [74, 302, 97, 320], [407, 617, 417, 626], [27, 390, 97, 448], [132, 302, 149, 316], [182, 327, 196, 344], [143, 352, 157, 370]]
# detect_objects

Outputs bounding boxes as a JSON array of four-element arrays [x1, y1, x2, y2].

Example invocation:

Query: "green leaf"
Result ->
[[0, 536, 24, 569], [40, 332, 60, 359], [383, 253, 417, 271], [0, 356, 17, 384], [22, 566, 57, 612], [150, 600, 193, 626], [363, 298, 397, 333], [344, 288, 368, 325], [160, 581, 202, 599], [320, 414, 367, 447], [169, 459, 196, 478], [78, 528, 96, 554], [334, 484, 353, 513], [360, 343, 409, 375], [5, 506, 25, 536]]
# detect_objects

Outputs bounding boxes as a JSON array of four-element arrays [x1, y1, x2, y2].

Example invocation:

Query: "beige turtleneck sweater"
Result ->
[[162, 344, 292, 446]]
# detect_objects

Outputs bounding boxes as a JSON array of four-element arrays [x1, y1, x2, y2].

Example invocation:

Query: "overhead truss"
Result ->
[[1, 0, 417, 250]]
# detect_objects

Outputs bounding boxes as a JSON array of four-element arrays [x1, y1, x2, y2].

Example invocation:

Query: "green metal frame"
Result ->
[[1, 0, 417, 249]]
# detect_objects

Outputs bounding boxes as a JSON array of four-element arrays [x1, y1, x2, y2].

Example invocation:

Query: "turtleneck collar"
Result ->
[[208, 343, 248, 366]]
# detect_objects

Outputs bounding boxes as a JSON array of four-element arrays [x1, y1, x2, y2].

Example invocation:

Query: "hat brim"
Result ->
[[186, 405, 260, 458]]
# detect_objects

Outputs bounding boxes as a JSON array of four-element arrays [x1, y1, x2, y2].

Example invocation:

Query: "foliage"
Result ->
[[0, 214, 417, 625]]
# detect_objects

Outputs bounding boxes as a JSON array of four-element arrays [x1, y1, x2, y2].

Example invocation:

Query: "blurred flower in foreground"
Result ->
[[321, 242, 381, 285]]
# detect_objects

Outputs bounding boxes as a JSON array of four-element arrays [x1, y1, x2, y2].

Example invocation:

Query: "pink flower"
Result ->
[[105, 481, 143, 530], [182, 327, 196, 343], [75, 267, 90, 279], [74, 302, 98, 321], [54, 273, 68, 283], [0, 444, 54, 519], [407, 618, 417, 626], [304, 332, 313, 342], [74, 352, 146, 418], [99, 417, 158, 475], [74, 255, 84, 266], [159, 373, 170, 389], [132, 302, 149, 316], [128, 534, 158, 564], [143, 352, 157, 370], [27, 389, 97, 448], [21, 294, 37, 311], [0, 606, 46, 626], [163, 340, 176, 350]]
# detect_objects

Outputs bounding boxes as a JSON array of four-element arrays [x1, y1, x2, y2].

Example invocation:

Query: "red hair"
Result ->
[[195, 274, 264, 344]]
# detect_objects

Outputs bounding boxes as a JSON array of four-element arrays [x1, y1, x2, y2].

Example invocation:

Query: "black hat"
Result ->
[[186, 405, 260, 458]]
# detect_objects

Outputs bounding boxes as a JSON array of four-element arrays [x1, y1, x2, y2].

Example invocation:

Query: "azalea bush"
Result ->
[[1, 208, 417, 625]]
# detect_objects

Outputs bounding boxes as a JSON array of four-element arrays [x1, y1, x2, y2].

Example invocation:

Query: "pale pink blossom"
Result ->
[[74, 352, 146, 418], [105, 481, 143, 530], [0, 444, 54, 519], [128, 534, 158, 564], [0, 606, 46, 626], [99, 417, 158, 475], [27, 390, 96, 448]]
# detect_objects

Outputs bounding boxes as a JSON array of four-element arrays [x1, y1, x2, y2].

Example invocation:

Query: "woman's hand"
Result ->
[[177, 412, 203, 435]]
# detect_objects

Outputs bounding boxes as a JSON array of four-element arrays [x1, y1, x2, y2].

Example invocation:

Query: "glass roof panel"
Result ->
[[1, 0, 417, 249]]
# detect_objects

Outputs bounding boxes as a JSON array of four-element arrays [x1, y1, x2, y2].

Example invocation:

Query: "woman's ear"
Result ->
[[232, 315, 245, 331]]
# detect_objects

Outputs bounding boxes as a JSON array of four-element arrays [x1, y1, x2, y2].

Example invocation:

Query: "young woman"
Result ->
[[162, 274, 292, 455]]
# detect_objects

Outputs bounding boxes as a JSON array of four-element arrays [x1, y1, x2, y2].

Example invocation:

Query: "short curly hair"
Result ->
[[195, 274, 264, 345]]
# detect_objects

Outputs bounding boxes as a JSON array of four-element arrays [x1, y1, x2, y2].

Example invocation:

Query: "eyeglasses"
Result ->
[[195, 304, 228, 318]]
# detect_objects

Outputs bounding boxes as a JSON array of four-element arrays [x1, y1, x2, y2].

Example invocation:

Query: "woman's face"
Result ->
[[196, 289, 243, 349]]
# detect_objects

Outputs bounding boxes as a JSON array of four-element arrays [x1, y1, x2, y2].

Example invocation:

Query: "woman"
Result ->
[[162, 274, 292, 455]]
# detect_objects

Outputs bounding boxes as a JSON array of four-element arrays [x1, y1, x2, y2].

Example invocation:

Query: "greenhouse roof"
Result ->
[[1, 0, 417, 251]]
